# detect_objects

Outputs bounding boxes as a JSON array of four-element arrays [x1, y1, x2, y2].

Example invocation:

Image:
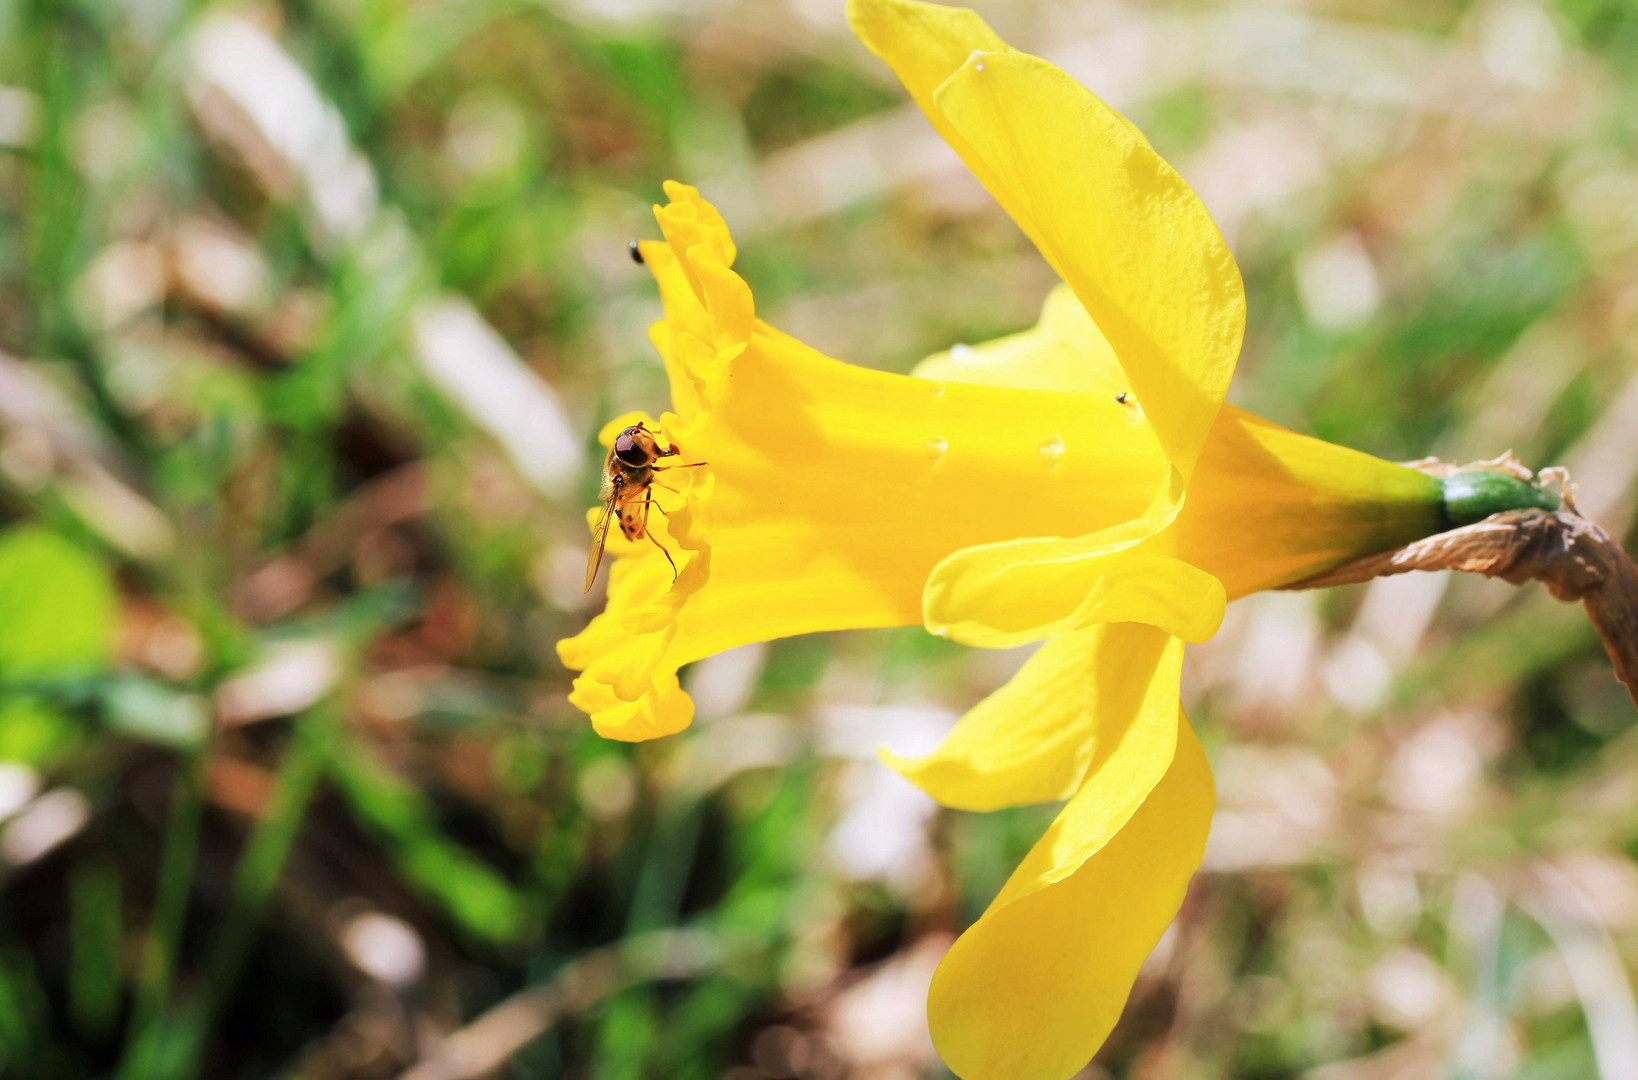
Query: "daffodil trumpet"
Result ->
[[558, 1, 1564, 1076]]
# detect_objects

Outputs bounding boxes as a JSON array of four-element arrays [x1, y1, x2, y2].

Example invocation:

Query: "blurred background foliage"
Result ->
[[1, 0, 1637, 1077]]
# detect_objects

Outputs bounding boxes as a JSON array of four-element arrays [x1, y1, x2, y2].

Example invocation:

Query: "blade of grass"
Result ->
[[624, 796, 703, 936], [21, 4, 142, 449], [329, 736, 530, 944], [118, 749, 208, 1080], [69, 857, 123, 1040], [158, 700, 343, 1080], [0, 942, 59, 1075]]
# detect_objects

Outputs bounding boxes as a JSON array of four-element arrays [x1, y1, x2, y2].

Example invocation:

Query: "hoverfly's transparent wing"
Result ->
[[584, 494, 617, 593]]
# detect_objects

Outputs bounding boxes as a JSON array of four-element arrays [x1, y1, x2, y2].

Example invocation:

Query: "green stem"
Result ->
[[1440, 471, 1560, 529]]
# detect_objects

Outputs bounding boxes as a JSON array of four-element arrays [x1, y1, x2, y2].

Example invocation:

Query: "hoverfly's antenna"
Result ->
[[628, 239, 644, 265]]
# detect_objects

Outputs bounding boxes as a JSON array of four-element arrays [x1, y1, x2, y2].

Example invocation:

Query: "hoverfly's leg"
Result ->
[[624, 495, 670, 518], [651, 461, 707, 472], [643, 530, 679, 582]]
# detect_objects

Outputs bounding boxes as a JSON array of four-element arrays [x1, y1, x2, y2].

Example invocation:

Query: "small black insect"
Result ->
[[1116, 392, 1129, 404], [629, 239, 644, 264]]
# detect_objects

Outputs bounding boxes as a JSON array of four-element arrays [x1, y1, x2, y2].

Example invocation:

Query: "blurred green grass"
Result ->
[[0, 1, 1637, 1078]]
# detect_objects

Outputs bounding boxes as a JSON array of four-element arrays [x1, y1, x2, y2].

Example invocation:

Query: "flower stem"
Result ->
[[1441, 470, 1560, 527], [1284, 462, 1638, 707]]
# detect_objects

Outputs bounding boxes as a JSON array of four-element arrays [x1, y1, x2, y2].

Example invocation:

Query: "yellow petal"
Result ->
[[847, 0, 1152, 162], [570, 666, 693, 742], [922, 462, 1226, 649], [846, 0, 1155, 248], [927, 543, 1225, 649], [912, 283, 1125, 396], [655, 179, 736, 305], [692, 245, 756, 352], [640, 242, 710, 417], [883, 620, 1178, 811], [931, 47, 1244, 479], [846, 0, 1008, 174], [929, 706, 1215, 1080], [850, 0, 1242, 476]]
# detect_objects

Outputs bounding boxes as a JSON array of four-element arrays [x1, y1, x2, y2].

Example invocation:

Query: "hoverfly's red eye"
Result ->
[[614, 432, 648, 467]]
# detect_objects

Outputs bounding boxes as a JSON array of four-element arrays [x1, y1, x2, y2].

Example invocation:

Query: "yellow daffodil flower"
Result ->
[[559, 1, 1557, 1076]]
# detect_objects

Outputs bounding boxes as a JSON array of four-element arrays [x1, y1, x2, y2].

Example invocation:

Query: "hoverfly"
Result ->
[[584, 422, 702, 592]]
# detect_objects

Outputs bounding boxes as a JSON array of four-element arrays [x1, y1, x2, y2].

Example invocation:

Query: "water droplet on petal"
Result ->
[[1038, 434, 1064, 468], [926, 436, 948, 464], [929, 381, 946, 399]]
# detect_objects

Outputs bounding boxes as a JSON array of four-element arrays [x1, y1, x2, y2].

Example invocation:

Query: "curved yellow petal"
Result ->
[[931, 546, 1225, 649], [845, 0, 1151, 259], [913, 283, 1124, 396], [883, 620, 1180, 811], [922, 468, 1230, 649], [931, 47, 1243, 479], [570, 667, 693, 741], [846, 0, 1009, 177], [929, 707, 1214, 1080], [656, 179, 736, 304], [850, 0, 1242, 478], [641, 242, 709, 417], [847, 0, 1152, 160]]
